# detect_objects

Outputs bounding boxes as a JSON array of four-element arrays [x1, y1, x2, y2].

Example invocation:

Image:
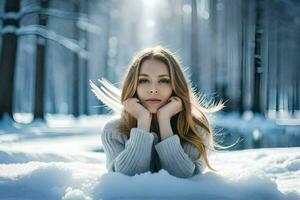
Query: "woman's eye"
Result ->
[[138, 79, 148, 84], [160, 79, 170, 84], [138, 79, 170, 84]]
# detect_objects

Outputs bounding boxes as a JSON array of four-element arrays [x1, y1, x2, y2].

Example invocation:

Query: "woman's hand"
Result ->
[[122, 97, 151, 119], [156, 96, 183, 140], [123, 97, 152, 131], [157, 96, 183, 120]]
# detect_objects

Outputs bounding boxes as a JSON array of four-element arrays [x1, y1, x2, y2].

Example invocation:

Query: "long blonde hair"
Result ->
[[90, 46, 225, 171]]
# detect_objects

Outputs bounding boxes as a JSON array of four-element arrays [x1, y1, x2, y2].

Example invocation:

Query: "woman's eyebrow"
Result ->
[[139, 73, 169, 77]]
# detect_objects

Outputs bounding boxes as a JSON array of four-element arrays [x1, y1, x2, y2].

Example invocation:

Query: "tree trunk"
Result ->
[[73, 4, 80, 117], [190, 0, 199, 89], [0, 0, 20, 120], [34, 0, 48, 120]]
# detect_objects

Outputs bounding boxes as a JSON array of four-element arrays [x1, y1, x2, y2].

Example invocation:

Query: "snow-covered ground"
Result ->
[[211, 111, 300, 149], [0, 114, 300, 200]]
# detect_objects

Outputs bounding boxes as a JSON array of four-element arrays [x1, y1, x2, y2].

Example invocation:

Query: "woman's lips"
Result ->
[[146, 100, 161, 104]]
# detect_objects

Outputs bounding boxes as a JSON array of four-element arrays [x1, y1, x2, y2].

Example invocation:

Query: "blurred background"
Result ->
[[0, 0, 300, 150]]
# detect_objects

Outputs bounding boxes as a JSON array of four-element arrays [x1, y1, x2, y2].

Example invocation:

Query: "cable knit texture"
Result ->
[[101, 116, 209, 178]]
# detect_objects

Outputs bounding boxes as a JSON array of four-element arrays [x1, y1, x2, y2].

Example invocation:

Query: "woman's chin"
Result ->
[[148, 108, 158, 114]]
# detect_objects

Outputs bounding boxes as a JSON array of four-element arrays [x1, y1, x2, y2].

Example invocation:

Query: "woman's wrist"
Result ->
[[158, 117, 173, 140], [137, 113, 152, 132], [157, 111, 170, 122]]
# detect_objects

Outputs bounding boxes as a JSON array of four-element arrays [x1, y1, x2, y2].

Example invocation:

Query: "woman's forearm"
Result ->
[[137, 114, 152, 132], [158, 115, 173, 140]]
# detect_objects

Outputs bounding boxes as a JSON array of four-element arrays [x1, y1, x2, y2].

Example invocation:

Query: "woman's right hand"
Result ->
[[122, 98, 152, 131], [122, 97, 151, 120]]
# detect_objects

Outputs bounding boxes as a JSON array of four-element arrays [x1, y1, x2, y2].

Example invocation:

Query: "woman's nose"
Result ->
[[149, 84, 158, 94], [150, 89, 158, 94]]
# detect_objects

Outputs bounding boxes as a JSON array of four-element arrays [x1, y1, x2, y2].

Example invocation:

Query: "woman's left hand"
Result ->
[[157, 96, 183, 119]]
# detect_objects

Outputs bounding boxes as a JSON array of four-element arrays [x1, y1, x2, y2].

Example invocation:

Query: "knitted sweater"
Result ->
[[101, 116, 209, 178]]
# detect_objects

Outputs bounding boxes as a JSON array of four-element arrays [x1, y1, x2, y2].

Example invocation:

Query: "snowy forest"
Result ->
[[0, 0, 300, 199]]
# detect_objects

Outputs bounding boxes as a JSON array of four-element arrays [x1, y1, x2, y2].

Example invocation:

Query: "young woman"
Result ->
[[90, 46, 224, 178]]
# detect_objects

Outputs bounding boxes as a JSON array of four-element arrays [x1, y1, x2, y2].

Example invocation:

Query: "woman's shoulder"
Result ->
[[194, 124, 210, 147], [102, 115, 125, 130], [101, 115, 128, 142], [181, 124, 211, 159]]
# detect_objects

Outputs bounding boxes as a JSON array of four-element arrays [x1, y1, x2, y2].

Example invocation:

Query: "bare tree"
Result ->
[[190, 0, 199, 88], [0, 0, 20, 120], [33, 0, 49, 120], [253, 0, 263, 114], [73, 2, 80, 117]]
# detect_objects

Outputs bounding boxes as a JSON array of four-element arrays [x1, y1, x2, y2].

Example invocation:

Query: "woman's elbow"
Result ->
[[114, 163, 149, 176], [165, 167, 196, 178]]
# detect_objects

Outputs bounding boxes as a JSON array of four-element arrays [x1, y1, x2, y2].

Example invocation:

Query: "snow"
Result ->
[[211, 112, 300, 149], [0, 114, 300, 200]]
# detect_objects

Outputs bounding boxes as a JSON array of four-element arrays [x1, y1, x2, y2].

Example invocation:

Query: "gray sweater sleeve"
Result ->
[[101, 120, 154, 176], [155, 126, 208, 178]]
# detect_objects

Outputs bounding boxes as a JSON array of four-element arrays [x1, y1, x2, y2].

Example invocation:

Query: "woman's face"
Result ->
[[136, 59, 173, 114]]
